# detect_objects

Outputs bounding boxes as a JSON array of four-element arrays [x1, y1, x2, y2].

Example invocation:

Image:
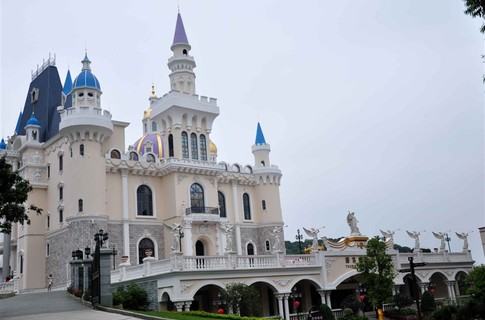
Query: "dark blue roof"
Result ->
[[26, 113, 41, 126], [17, 65, 63, 142], [14, 112, 23, 134], [63, 70, 73, 95], [255, 122, 267, 145], [172, 13, 189, 46], [0, 138, 6, 150]]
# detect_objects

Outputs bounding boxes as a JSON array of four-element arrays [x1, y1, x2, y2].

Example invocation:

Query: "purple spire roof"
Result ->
[[172, 12, 189, 46]]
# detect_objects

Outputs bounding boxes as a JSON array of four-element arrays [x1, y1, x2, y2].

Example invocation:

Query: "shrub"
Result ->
[[341, 294, 361, 313], [421, 291, 436, 316], [319, 304, 335, 320], [432, 305, 457, 320], [393, 294, 414, 310], [113, 284, 148, 310], [223, 283, 261, 317]]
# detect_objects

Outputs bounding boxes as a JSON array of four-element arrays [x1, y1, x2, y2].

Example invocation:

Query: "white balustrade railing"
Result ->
[[284, 254, 316, 266], [0, 279, 17, 294], [236, 255, 278, 268], [332, 309, 344, 319]]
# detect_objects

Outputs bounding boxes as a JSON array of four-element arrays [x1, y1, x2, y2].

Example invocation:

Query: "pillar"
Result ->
[[283, 294, 290, 320], [183, 300, 192, 311], [276, 294, 284, 319], [121, 170, 130, 262], [317, 290, 326, 305], [231, 182, 242, 255], [99, 248, 113, 306], [174, 302, 185, 312], [183, 221, 193, 256], [447, 281, 456, 304], [419, 282, 429, 294], [325, 291, 332, 309], [2, 232, 11, 281]]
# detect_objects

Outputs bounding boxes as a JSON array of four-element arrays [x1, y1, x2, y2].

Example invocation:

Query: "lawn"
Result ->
[[139, 310, 273, 320]]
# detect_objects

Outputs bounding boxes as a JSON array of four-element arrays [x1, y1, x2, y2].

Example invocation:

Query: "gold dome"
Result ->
[[143, 107, 152, 120], [209, 139, 217, 154]]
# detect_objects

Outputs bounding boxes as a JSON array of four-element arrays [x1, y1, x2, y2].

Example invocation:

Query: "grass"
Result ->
[[138, 310, 272, 320]]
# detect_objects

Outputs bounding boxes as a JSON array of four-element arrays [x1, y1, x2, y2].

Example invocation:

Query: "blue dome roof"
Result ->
[[26, 114, 41, 126], [73, 69, 101, 91], [0, 138, 6, 150]]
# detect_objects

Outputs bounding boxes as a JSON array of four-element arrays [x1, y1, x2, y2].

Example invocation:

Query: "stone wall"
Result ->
[[240, 226, 283, 255], [129, 224, 165, 264]]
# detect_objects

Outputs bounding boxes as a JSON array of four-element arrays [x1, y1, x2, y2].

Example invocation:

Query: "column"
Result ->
[[183, 300, 193, 311], [419, 282, 429, 294], [325, 291, 332, 309], [2, 232, 11, 281], [121, 170, 130, 262], [231, 182, 242, 255], [447, 281, 456, 304], [317, 290, 326, 305], [174, 302, 185, 312], [276, 294, 284, 319], [183, 221, 193, 256], [283, 294, 290, 320]]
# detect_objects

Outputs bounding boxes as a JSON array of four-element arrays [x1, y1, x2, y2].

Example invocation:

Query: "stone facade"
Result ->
[[112, 279, 158, 310], [240, 226, 282, 255], [129, 224, 165, 263]]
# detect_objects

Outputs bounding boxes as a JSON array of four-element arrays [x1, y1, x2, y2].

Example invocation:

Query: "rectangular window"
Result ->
[[262, 200, 267, 210], [59, 186, 63, 201], [78, 199, 83, 212], [59, 155, 63, 171], [47, 165, 50, 178], [47, 215, 50, 229], [59, 209, 63, 223], [46, 243, 50, 256], [20, 256, 23, 274]]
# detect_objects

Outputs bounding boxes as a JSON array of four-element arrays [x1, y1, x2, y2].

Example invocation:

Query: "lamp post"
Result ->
[[296, 229, 303, 254], [84, 246, 91, 259], [444, 233, 452, 252]]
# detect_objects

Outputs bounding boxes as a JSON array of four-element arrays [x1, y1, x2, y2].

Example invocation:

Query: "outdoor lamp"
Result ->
[[84, 246, 91, 258], [72, 250, 76, 259]]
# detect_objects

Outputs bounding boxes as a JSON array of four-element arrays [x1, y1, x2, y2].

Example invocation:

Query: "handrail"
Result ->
[[185, 207, 219, 215]]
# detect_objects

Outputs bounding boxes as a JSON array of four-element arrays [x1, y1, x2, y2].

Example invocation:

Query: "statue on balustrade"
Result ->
[[455, 232, 469, 252], [170, 223, 182, 253], [222, 224, 234, 253], [380, 229, 395, 247], [272, 226, 283, 253], [432, 231, 446, 252], [406, 230, 421, 251], [303, 227, 322, 252], [347, 211, 361, 235]]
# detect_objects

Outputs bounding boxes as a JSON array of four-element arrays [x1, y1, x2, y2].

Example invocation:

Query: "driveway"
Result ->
[[0, 291, 139, 320]]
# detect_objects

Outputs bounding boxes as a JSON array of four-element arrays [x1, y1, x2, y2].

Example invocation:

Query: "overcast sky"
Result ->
[[1, 1, 484, 263]]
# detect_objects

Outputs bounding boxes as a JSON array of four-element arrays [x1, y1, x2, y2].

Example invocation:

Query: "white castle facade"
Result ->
[[0, 13, 476, 319]]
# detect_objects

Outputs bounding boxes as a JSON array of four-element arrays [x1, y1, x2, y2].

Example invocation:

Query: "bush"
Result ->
[[341, 294, 361, 313], [421, 291, 436, 315], [393, 294, 414, 310], [223, 283, 261, 317], [113, 284, 149, 310], [432, 305, 457, 320], [319, 304, 335, 320]]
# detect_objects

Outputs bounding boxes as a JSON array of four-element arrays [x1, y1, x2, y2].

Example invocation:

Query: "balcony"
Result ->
[[185, 207, 219, 215], [185, 207, 221, 222]]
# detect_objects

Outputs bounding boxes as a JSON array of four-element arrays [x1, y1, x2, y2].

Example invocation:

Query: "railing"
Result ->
[[332, 309, 344, 319], [112, 253, 319, 283], [290, 311, 323, 320], [185, 207, 219, 215], [0, 279, 17, 294]]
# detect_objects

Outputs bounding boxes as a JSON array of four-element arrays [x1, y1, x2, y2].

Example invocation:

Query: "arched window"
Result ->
[[181, 132, 189, 159], [190, 183, 204, 213], [137, 185, 153, 216], [78, 199, 83, 212], [138, 238, 155, 264], [265, 240, 271, 251], [168, 134, 174, 157], [195, 240, 204, 256], [218, 191, 226, 218], [110, 149, 121, 159], [144, 123, 147, 133], [243, 193, 251, 220], [247, 243, 255, 256], [129, 152, 139, 161], [146, 154, 156, 163], [190, 133, 198, 160], [183, 49, 188, 55], [199, 134, 207, 161], [261, 160, 265, 166], [80, 144, 85, 156], [151, 121, 157, 132]]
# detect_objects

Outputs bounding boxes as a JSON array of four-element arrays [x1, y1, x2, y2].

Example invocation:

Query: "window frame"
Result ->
[[181, 132, 189, 159], [218, 191, 227, 218], [199, 134, 207, 161], [136, 184, 155, 217], [190, 133, 198, 160], [190, 183, 205, 212], [243, 193, 251, 220]]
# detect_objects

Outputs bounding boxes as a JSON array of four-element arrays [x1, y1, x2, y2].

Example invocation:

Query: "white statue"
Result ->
[[456, 232, 469, 252], [303, 227, 322, 252], [432, 232, 446, 252], [272, 226, 283, 252], [406, 231, 421, 250], [222, 224, 234, 252], [380, 229, 395, 245], [170, 224, 182, 253], [347, 211, 361, 235]]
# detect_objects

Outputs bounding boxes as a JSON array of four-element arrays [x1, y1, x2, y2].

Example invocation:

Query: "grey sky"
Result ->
[[1, 1, 484, 262]]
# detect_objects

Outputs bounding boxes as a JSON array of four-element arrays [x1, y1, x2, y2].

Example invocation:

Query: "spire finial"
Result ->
[[151, 83, 157, 98], [81, 51, 91, 71]]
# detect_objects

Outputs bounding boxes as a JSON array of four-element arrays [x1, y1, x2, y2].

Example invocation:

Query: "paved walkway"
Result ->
[[0, 291, 139, 320]]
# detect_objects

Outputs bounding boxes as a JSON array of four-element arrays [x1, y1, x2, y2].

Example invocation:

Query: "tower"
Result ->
[[168, 12, 197, 94], [252, 122, 271, 167], [58, 53, 113, 219], [24, 113, 41, 144]]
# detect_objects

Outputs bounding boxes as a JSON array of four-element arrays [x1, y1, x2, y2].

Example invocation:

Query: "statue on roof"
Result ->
[[380, 229, 395, 246], [432, 231, 446, 252], [347, 211, 361, 235], [455, 232, 469, 252], [406, 230, 421, 250], [303, 227, 323, 252]]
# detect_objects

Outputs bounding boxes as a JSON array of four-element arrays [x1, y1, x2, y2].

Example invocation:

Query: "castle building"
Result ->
[[0, 12, 475, 318]]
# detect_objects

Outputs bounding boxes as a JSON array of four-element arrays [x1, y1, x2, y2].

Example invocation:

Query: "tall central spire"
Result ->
[[168, 12, 196, 94]]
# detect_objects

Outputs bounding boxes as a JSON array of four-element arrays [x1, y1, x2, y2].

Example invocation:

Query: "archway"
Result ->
[[160, 292, 174, 311], [249, 282, 278, 317], [196, 240, 205, 256], [289, 279, 321, 315], [332, 274, 368, 312], [429, 272, 449, 299], [455, 271, 468, 297], [402, 274, 422, 300], [191, 285, 226, 313], [138, 238, 155, 264]]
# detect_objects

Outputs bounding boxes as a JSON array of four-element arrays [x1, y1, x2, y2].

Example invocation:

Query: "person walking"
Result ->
[[47, 274, 53, 292]]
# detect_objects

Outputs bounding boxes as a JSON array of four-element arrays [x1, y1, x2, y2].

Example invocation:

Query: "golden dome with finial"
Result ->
[[209, 139, 217, 154], [143, 107, 152, 120]]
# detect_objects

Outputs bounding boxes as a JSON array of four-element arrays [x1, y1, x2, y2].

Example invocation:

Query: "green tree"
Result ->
[[466, 265, 485, 301], [0, 156, 42, 233], [223, 283, 260, 316], [319, 304, 335, 320], [356, 237, 395, 308], [463, 0, 485, 33]]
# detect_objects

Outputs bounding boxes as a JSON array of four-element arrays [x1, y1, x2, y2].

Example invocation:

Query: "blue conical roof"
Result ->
[[63, 70, 73, 95], [255, 122, 267, 145], [0, 138, 6, 150], [172, 12, 189, 46]]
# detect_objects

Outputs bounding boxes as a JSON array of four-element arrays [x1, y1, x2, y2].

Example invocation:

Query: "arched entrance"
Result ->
[[247, 243, 255, 255], [160, 292, 174, 311], [455, 271, 468, 297], [191, 285, 225, 313], [249, 282, 278, 317], [138, 238, 155, 264], [196, 240, 205, 256], [429, 272, 449, 299], [332, 274, 368, 312], [289, 280, 321, 315], [402, 274, 422, 300]]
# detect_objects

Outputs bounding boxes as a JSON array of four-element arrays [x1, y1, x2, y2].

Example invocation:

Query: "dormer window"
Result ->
[[30, 88, 39, 104], [144, 141, 153, 154]]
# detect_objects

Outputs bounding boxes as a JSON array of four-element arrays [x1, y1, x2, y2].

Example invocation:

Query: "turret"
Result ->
[[24, 113, 41, 144], [168, 12, 197, 94], [252, 122, 271, 167]]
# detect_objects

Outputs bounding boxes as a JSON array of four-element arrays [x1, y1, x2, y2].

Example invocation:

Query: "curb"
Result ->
[[94, 305, 172, 320]]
